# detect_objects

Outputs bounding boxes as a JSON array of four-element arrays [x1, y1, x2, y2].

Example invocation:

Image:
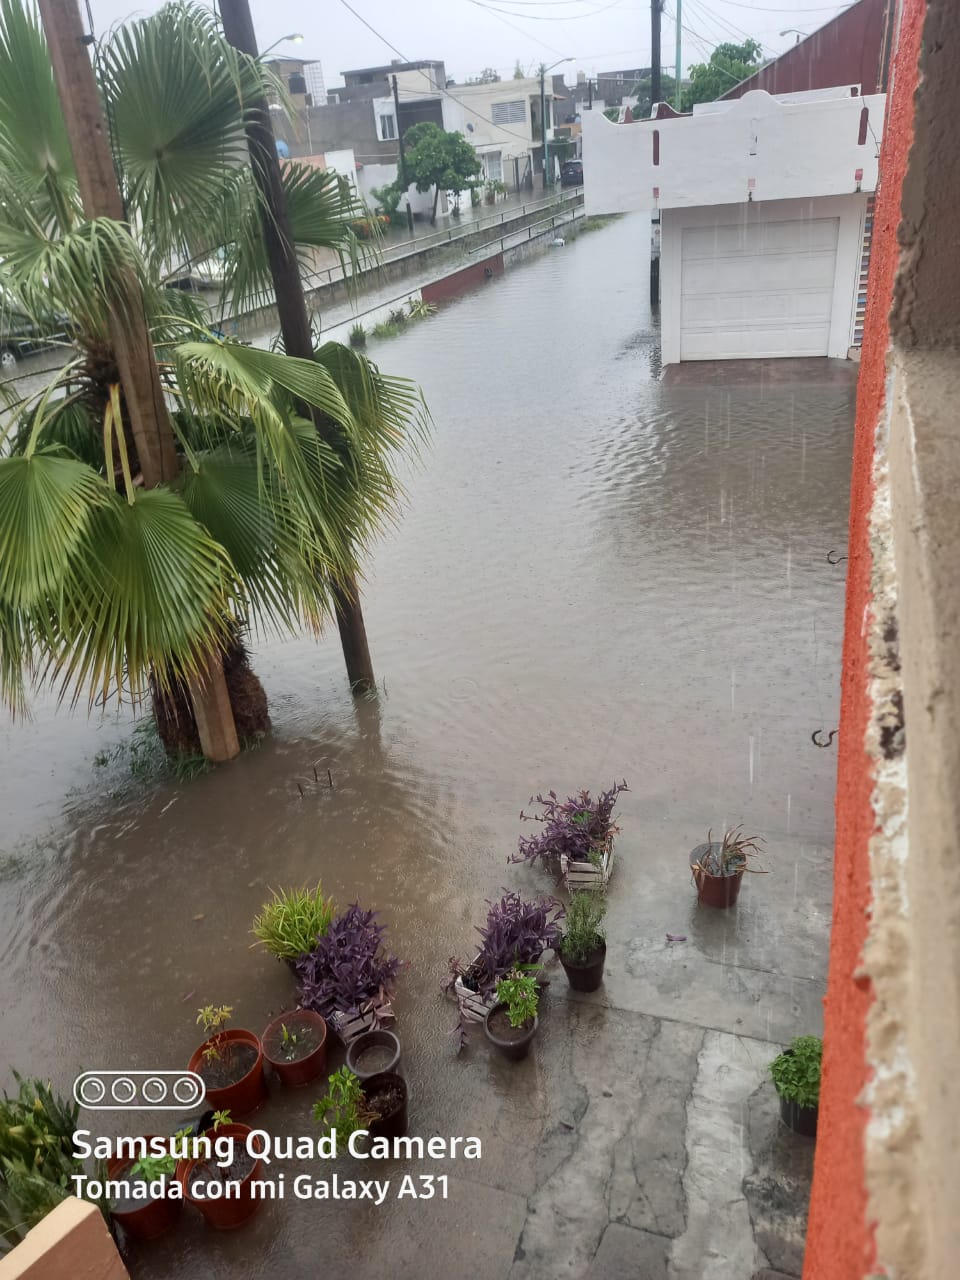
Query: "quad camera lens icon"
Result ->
[[73, 1071, 206, 1111]]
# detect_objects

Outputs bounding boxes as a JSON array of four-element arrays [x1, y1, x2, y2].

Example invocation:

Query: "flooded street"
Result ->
[[0, 213, 853, 1277]]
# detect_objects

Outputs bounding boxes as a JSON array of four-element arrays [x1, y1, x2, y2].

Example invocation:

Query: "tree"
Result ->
[[513, 60, 525, 80], [682, 40, 763, 111], [630, 72, 677, 118], [0, 0, 426, 756], [401, 122, 482, 225], [466, 67, 500, 84]]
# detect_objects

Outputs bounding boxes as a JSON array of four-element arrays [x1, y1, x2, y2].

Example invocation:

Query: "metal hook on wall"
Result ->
[[826, 550, 848, 564], [811, 729, 838, 748]]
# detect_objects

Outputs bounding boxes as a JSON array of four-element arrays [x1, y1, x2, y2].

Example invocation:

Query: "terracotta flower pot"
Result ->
[[262, 1010, 328, 1089], [187, 1028, 267, 1116], [690, 843, 744, 908], [177, 1122, 262, 1230], [484, 1002, 538, 1061], [560, 940, 607, 992], [364, 1072, 409, 1140], [107, 1136, 181, 1240]]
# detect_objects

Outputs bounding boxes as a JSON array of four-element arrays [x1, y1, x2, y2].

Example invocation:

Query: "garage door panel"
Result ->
[[679, 216, 840, 361]]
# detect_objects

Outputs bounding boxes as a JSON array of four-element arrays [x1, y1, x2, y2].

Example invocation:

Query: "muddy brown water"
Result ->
[[0, 214, 853, 1276]]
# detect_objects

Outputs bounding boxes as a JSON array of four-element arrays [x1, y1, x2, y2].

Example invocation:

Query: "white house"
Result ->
[[582, 87, 884, 363], [442, 77, 557, 189]]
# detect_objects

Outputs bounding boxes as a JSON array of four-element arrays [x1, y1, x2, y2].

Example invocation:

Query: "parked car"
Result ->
[[0, 299, 71, 370], [560, 160, 583, 188]]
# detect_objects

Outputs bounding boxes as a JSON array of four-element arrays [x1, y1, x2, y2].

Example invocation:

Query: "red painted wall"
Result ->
[[721, 0, 889, 98], [803, 1, 925, 1276], [421, 254, 504, 305]]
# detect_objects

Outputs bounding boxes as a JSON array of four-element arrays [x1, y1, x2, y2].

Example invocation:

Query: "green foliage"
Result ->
[[128, 1149, 177, 1182], [93, 718, 209, 782], [372, 321, 401, 340], [0, 1074, 104, 1251], [495, 970, 539, 1030], [603, 106, 619, 122], [560, 892, 606, 964], [770, 1036, 822, 1108], [401, 122, 481, 223], [252, 884, 337, 961], [682, 40, 763, 111], [197, 1003, 232, 1062], [406, 299, 437, 321], [312, 1067, 378, 1142], [466, 67, 500, 84], [349, 323, 366, 349]]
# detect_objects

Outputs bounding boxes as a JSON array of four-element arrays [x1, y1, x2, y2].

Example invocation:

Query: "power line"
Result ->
[[467, 0, 628, 18], [685, 0, 756, 45]]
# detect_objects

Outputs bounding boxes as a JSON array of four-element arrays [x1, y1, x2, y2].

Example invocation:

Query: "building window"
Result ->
[[484, 151, 503, 181], [380, 113, 396, 140], [491, 100, 526, 126]]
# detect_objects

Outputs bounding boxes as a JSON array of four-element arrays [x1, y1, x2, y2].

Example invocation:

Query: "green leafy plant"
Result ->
[[770, 1036, 822, 1109], [387, 307, 409, 327], [406, 298, 437, 321], [210, 1110, 232, 1131], [494, 969, 539, 1030], [197, 1004, 233, 1062], [559, 892, 606, 964], [252, 884, 337, 962], [349, 323, 366, 349], [694, 826, 765, 878], [0, 1073, 106, 1249], [312, 1067, 379, 1142], [128, 1133, 186, 1182], [372, 321, 401, 339]]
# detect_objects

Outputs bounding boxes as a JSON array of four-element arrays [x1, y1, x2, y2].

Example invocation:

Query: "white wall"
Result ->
[[321, 148, 359, 193], [583, 89, 885, 215], [658, 194, 867, 364]]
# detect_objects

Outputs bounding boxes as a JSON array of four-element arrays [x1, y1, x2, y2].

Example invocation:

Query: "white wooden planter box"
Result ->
[[330, 1002, 395, 1045], [560, 837, 615, 891], [454, 958, 497, 1025]]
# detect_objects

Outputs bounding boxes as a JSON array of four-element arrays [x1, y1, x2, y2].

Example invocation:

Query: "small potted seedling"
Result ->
[[558, 892, 607, 992], [349, 323, 367, 349], [261, 1009, 329, 1088], [107, 1132, 189, 1240], [252, 883, 337, 968], [770, 1035, 822, 1136], [313, 1065, 408, 1146], [690, 826, 766, 908], [188, 1005, 267, 1115], [178, 1109, 264, 1229], [511, 781, 629, 890], [484, 969, 540, 1061]]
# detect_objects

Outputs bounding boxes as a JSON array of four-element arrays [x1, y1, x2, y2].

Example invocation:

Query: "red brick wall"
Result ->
[[421, 254, 504, 305], [802, 1, 925, 1276]]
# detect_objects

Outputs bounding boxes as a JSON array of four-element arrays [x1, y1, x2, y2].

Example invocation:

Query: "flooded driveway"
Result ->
[[0, 214, 854, 1277]]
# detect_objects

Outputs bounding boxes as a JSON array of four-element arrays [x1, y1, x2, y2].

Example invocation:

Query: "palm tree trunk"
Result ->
[[152, 631, 269, 758]]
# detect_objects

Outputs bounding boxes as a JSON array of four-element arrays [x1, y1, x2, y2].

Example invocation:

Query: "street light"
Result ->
[[262, 32, 304, 57], [779, 28, 807, 43], [539, 57, 574, 188]]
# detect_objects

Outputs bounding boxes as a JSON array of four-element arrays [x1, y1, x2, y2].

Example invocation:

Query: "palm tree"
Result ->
[[0, 0, 427, 756]]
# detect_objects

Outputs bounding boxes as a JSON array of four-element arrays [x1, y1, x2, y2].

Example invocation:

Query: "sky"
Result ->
[[86, 0, 855, 89]]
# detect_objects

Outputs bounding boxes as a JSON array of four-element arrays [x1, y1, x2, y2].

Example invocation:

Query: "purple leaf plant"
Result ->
[[510, 781, 629, 874], [296, 903, 402, 1029]]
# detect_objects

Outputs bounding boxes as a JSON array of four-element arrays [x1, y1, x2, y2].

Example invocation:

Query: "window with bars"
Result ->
[[379, 113, 396, 140], [491, 100, 526, 126]]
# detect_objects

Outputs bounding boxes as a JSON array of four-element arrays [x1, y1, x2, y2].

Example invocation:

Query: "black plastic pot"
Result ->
[[779, 1094, 818, 1136], [346, 1029, 401, 1080], [484, 1002, 538, 1061], [364, 1072, 408, 1140], [560, 941, 606, 993]]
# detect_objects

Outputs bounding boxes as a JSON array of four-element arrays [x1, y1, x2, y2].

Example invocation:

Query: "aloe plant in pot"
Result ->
[[484, 969, 539, 1061], [770, 1035, 822, 1136], [558, 892, 607, 992], [690, 826, 766, 908]]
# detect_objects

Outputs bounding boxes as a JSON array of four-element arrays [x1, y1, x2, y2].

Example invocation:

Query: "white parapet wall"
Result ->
[[583, 88, 885, 215]]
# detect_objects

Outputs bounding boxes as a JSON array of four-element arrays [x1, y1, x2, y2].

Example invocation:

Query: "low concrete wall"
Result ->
[[0, 1198, 128, 1280], [421, 255, 504, 304]]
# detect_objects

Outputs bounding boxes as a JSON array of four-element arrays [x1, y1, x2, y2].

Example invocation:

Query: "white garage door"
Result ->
[[680, 217, 839, 360]]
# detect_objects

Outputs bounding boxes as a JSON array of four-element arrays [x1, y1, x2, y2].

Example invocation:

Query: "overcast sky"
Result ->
[[86, 0, 853, 88]]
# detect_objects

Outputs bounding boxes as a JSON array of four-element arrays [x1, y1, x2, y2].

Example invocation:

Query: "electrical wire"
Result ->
[[466, 0, 628, 18], [335, 0, 562, 142], [684, 0, 757, 46]]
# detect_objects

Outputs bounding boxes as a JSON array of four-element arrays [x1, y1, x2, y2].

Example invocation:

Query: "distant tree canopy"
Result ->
[[513, 60, 525, 80], [682, 40, 763, 110], [466, 66, 501, 84], [401, 122, 482, 224]]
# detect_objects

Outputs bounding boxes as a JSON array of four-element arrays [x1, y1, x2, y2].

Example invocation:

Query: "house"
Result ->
[[441, 76, 558, 189], [264, 56, 327, 107], [582, 86, 884, 362]]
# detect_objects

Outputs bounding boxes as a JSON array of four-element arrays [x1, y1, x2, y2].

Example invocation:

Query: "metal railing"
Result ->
[[466, 203, 585, 258]]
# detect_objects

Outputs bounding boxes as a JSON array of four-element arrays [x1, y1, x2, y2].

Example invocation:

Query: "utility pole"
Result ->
[[392, 75, 414, 233], [675, 0, 683, 110], [37, 0, 240, 762], [587, 78, 593, 110], [220, 0, 376, 696], [539, 64, 549, 189], [651, 0, 663, 109]]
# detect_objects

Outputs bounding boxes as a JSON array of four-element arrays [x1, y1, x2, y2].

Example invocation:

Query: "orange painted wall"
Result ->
[[803, 1, 926, 1276]]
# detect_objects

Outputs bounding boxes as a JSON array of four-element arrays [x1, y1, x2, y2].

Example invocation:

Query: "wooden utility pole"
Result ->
[[651, 0, 663, 109], [37, 0, 240, 761], [220, 0, 376, 696], [392, 75, 414, 233]]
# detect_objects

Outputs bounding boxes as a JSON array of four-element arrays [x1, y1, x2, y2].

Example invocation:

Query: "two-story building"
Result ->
[[583, 86, 884, 363]]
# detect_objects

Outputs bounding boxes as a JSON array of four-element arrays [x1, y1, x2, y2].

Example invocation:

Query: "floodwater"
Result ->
[[0, 213, 854, 1277]]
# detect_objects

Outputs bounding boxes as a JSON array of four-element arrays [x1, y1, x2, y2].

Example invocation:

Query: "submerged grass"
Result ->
[[94, 719, 210, 783]]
